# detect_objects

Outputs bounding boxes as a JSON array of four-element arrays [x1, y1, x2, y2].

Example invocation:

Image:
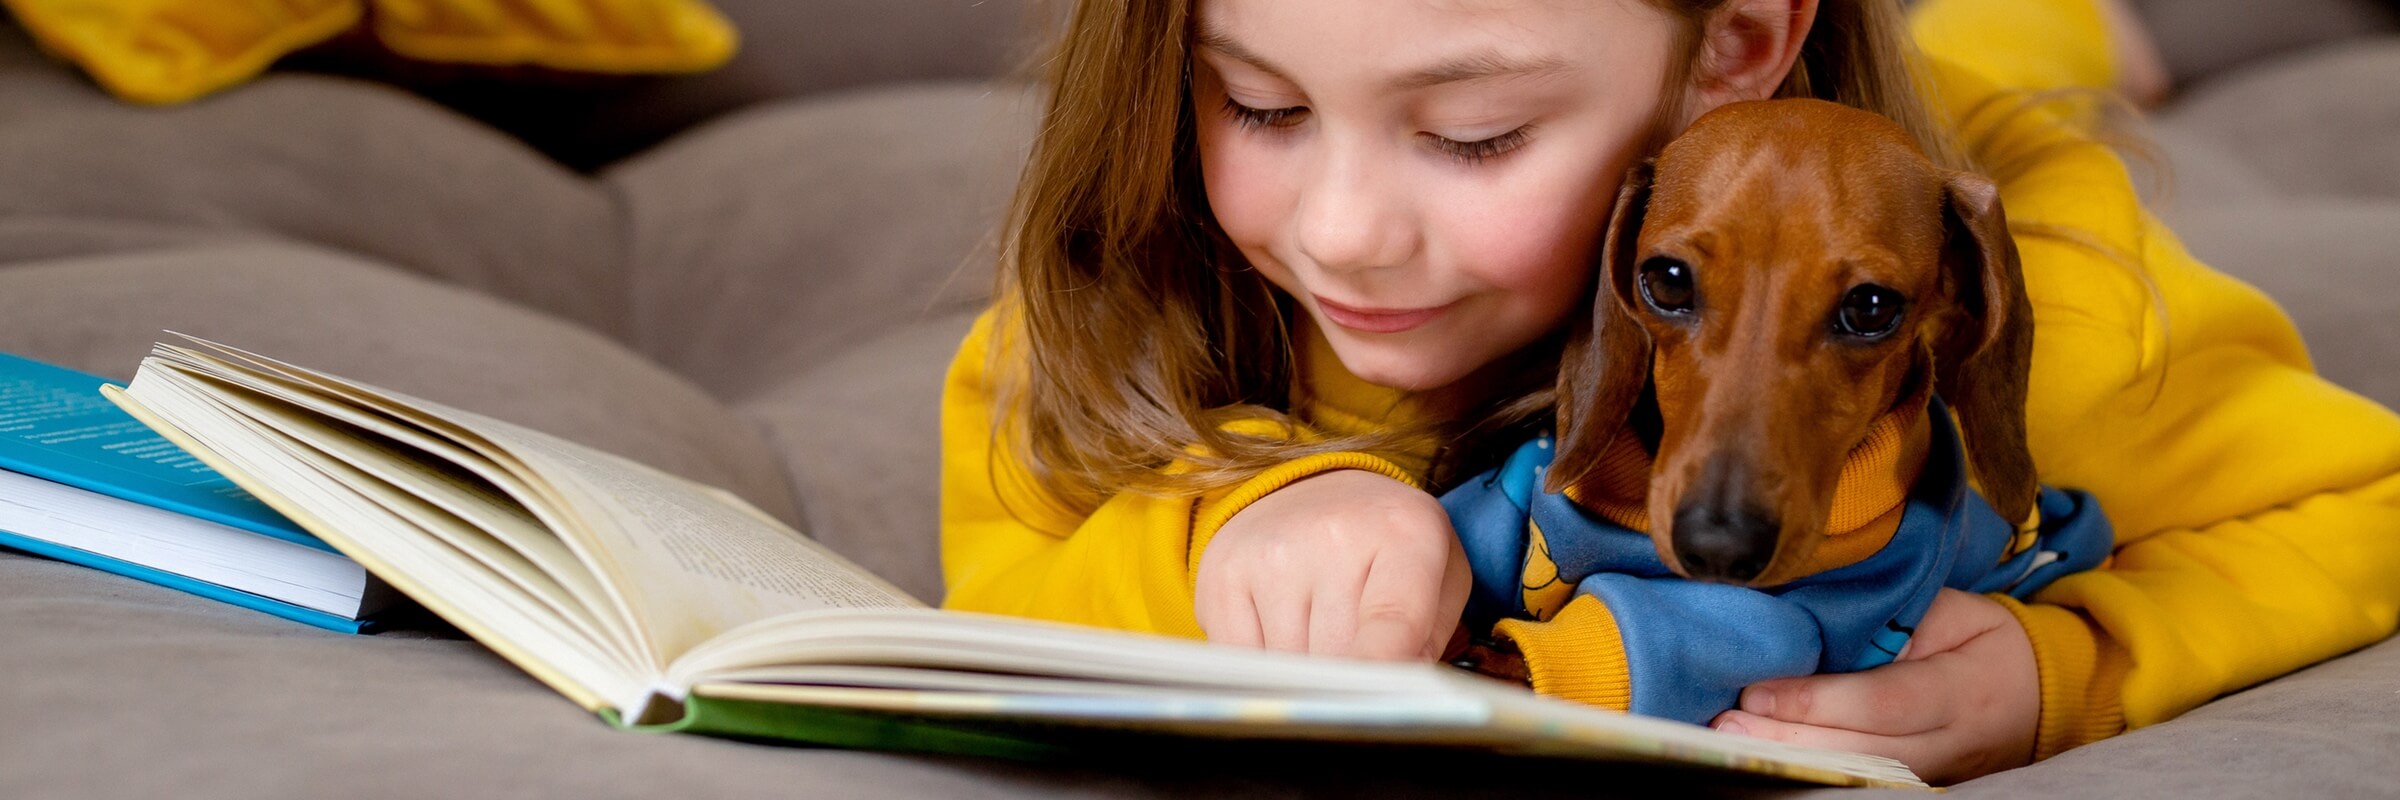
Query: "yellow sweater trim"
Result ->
[[1494, 595, 1632, 711], [1185, 452, 1422, 590], [1994, 594, 2129, 759]]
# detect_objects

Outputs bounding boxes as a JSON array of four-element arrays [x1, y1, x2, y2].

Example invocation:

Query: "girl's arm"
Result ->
[[1910, 52, 2400, 759], [937, 307, 1420, 635], [1908, 0, 2119, 96]]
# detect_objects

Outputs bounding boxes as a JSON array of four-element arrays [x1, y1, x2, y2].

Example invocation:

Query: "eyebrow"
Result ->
[[1194, 23, 1571, 91]]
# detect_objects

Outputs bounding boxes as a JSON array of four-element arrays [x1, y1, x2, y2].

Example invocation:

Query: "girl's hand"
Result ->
[[1194, 469, 1472, 661], [1709, 588, 2040, 785]]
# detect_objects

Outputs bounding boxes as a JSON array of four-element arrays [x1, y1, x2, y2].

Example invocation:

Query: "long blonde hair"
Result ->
[[991, 0, 1975, 516]]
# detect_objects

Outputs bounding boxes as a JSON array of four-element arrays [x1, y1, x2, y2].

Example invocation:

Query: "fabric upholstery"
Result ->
[[0, 553, 1182, 800], [2134, 0, 2397, 83], [270, 0, 1046, 170], [739, 312, 980, 604], [0, 242, 799, 524], [605, 82, 1033, 400], [0, 60, 629, 336], [2152, 39, 2400, 198]]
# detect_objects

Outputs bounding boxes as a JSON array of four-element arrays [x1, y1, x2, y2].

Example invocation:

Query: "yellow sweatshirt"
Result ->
[[942, 0, 2400, 762]]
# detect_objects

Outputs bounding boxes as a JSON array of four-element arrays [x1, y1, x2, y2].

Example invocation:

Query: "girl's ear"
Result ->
[[1547, 159, 1656, 494], [1692, 0, 1819, 112]]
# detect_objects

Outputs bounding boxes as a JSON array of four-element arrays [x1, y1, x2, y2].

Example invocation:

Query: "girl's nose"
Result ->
[[1293, 146, 1416, 275]]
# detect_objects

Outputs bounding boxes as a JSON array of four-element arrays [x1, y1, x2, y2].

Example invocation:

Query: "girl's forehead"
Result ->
[[1194, 0, 1676, 78]]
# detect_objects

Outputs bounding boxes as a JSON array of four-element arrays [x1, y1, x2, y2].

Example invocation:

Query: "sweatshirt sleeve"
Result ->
[[937, 306, 1419, 636], [1501, 577, 1830, 725], [1908, 0, 2117, 94], [1911, 55, 2400, 759]]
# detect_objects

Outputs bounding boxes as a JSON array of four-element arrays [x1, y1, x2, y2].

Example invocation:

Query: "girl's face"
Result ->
[[1193, 0, 1681, 396]]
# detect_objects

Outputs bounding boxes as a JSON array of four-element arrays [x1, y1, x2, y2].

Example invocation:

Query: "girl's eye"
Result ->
[[1424, 127, 1531, 164], [1221, 97, 1308, 130], [1639, 257, 1696, 315], [1835, 284, 1907, 339]]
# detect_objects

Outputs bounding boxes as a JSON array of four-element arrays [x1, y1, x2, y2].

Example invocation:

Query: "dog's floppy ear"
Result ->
[[1547, 159, 1657, 493], [1934, 172, 2037, 524]]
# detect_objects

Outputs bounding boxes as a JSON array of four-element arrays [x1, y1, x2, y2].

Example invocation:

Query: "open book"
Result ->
[[104, 335, 1925, 789]]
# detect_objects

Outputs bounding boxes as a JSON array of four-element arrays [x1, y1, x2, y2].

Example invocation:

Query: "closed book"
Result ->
[[0, 350, 394, 633]]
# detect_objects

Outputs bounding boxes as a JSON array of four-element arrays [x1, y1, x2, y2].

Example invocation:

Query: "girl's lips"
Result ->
[[1314, 295, 1457, 334]]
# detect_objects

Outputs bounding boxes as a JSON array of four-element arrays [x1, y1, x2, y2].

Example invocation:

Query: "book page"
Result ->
[[108, 377, 649, 714], [445, 422, 923, 660], [137, 347, 648, 664], [227, 399, 641, 672], [668, 607, 1460, 696], [152, 337, 922, 664]]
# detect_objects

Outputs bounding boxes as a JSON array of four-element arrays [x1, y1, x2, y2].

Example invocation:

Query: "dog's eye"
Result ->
[[1639, 257, 1696, 315], [1836, 284, 1907, 338]]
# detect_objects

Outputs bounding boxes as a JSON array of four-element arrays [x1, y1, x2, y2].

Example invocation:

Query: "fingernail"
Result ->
[[1748, 688, 1777, 717], [1715, 717, 1748, 736]]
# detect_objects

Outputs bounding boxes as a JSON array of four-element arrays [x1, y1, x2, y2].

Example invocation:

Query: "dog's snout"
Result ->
[[1670, 503, 1779, 582]]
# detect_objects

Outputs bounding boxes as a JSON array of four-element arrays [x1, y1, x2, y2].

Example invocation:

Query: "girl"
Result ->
[[940, 0, 2400, 784]]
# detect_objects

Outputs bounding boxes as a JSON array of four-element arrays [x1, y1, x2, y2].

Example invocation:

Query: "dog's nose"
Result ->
[[1670, 503, 1779, 582]]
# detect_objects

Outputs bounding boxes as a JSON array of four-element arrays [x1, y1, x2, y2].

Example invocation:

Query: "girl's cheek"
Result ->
[[1448, 189, 1603, 312], [1197, 129, 1298, 282]]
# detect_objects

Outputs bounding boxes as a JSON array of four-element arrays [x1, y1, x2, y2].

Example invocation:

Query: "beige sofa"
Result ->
[[2, 1, 2395, 796]]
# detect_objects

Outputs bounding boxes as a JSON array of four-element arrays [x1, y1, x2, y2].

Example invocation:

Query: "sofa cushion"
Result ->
[[2154, 38, 2400, 199], [273, 0, 1045, 170], [0, 240, 798, 523], [2134, 0, 2396, 84], [738, 311, 978, 603], [606, 81, 1034, 401], [1924, 633, 2400, 798], [0, 53, 629, 336], [0, 551, 1178, 800], [2121, 119, 2279, 211]]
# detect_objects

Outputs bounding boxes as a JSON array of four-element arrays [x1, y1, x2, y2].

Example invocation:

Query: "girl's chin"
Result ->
[[1325, 346, 1471, 393]]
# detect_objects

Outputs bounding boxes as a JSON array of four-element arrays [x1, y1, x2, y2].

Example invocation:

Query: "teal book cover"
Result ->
[[0, 350, 378, 633], [0, 351, 325, 550]]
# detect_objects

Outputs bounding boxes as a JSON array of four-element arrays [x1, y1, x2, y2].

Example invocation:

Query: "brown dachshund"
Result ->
[[1543, 98, 2036, 587]]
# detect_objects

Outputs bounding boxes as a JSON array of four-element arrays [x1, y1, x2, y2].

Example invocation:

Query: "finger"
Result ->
[[1257, 580, 1313, 653], [1306, 553, 1372, 656], [1899, 589, 2010, 660], [1711, 710, 1937, 771], [1347, 548, 1446, 661], [1195, 577, 1262, 648], [1419, 537, 1475, 661], [1740, 658, 1957, 736]]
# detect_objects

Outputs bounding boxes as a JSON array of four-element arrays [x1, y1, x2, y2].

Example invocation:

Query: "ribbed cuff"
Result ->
[[1185, 453, 1422, 588], [1993, 594, 2129, 760], [1492, 595, 1632, 711]]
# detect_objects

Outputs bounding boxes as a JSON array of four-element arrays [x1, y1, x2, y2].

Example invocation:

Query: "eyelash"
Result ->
[[1425, 128, 1531, 165], [1217, 97, 1531, 165], [1220, 97, 1307, 130]]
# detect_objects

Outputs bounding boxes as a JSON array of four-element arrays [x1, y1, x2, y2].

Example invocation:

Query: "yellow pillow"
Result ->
[[1, 0, 736, 104], [371, 0, 736, 73], [1, 0, 361, 104]]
